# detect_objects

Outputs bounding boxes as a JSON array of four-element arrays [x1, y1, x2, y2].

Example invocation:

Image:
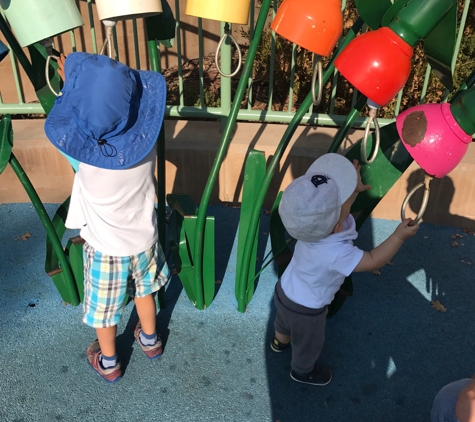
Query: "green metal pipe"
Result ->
[[9, 152, 78, 305], [148, 39, 166, 244], [389, 0, 456, 47], [237, 17, 365, 312], [192, 0, 273, 310]]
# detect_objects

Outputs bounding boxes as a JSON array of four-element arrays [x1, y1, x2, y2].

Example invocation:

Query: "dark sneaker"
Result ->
[[134, 322, 163, 359], [270, 338, 291, 353], [86, 341, 122, 383], [290, 364, 332, 386]]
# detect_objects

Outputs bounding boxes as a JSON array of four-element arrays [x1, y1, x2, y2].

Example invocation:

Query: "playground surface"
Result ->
[[1, 202, 474, 422]]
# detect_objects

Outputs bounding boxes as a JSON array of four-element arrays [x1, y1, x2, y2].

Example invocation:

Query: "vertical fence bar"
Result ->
[[175, 0, 184, 106], [267, 2, 277, 112], [287, 43, 297, 112], [198, 19, 205, 106], [132, 19, 141, 69], [219, 21, 232, 131], [247, 0, 255, 109], [86, 0, 98, 54]]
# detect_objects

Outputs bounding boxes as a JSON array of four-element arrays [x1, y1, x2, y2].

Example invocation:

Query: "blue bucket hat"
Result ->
[[44, 52, 166, 170]]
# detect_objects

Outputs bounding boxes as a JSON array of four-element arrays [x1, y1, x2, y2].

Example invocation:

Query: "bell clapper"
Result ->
[[215, 22, 242, 78], [361, 99, 381, 164], [401, 173, 433, 226]]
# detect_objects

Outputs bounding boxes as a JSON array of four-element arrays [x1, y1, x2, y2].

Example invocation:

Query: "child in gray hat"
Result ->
[[273, 153, 419, 386]]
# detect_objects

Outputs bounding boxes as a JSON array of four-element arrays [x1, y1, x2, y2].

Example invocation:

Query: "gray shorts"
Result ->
[[273, 279, 328, 374]]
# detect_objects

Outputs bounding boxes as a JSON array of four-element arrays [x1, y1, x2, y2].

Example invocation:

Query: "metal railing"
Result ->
[[0, 0, 473, 129]]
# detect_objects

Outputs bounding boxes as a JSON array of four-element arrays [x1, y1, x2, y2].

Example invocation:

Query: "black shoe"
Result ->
[[270, 338, 291, 353], [290, 364, 332, 386]]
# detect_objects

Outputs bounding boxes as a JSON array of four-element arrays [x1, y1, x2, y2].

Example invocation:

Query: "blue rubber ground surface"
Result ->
[[1, 202, 474, 422]]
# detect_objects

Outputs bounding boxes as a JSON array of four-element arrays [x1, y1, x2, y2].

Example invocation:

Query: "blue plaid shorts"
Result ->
[[82, 241, 169, 328]]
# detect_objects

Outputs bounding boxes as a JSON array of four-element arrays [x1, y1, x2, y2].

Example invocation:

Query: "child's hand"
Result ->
[[353, 159, 371, 193], [57, 54, 66, 82], [394, 218, 419, 241]]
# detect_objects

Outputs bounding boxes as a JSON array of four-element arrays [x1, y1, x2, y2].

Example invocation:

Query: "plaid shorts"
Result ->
[[82, 241, 169, 328]]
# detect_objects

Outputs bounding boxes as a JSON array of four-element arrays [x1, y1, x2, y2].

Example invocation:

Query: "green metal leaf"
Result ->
[[65, 236, 85, 303], [354, 0, 393, 29], [235, 150, 266, 306], [423, 3, 457, 90], [0, 114, 13, 174]]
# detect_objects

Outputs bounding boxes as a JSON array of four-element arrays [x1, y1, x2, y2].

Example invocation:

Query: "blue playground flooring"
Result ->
[[1, 202, 474, 422]]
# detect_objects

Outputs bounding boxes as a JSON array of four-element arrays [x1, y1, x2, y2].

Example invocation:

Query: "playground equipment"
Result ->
[[185, 0, 252, 77], [397, 85, 475, 224], [95, 0, 163, 58], [0, 0, 473, 315], [271, 0, 343, 106], [336, 0, 457, 165]]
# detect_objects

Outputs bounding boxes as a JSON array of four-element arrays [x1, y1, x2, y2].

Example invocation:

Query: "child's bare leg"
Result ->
[[134, 294, 157, 335], [275, 331, 291, 344], [96, 326, 117, 357]]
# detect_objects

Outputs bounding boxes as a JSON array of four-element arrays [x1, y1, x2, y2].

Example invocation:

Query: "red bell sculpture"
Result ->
[[335, 27, 412, 107], [397, 85, 475, 224], [271, 0, 343, 106]]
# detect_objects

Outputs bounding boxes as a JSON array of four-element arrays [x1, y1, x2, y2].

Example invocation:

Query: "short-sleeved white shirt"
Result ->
[[280, 214, 364, 309], [65, 148, 158, 256]]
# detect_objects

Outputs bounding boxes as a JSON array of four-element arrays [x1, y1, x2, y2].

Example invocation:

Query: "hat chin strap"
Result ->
[[100, 20, 117, 59]]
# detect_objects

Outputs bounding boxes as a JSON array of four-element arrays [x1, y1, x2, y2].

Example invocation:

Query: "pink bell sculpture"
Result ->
[[397, 85, 475, 224]]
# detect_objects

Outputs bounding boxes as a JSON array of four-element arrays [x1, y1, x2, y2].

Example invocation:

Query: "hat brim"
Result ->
[[45, 56, 166, 170], [306, 153, 357, 203]]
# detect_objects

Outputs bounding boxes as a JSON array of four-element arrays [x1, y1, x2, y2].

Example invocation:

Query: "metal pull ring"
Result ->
[[310, 60, 323, 106], [361, 106, 380, 164], [45, 55, 61, 96], [401, 174, 433, 225], [215, 23, 242, 78]]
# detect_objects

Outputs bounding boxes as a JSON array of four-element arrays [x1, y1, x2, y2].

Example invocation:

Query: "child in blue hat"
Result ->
[[45, 52, 170, 382]]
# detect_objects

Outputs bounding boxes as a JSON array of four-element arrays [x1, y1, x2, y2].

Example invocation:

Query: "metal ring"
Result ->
[[401, 174, 432, 225], [361, 114, 380, 164], [45, 56, 61, 97], [215, 27, 242, 78], [311, 60, 323, 106]]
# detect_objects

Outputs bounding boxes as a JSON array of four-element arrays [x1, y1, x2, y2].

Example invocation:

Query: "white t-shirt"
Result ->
[[65, 148, 158, 256], [280, 214, 364, 309]]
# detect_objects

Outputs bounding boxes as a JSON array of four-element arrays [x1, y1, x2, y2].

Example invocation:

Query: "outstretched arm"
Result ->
[[353, 218, 419, 272]]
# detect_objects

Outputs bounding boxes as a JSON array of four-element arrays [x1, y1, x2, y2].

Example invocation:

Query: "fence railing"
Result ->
[[0, 0, 473, 129]]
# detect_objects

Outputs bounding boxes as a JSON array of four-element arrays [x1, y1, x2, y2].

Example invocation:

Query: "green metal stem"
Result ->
[[192, 0, 273, 310], [147, 37, 167, 309], [236, 18, 365, 312], [9, 153, 76, 291]]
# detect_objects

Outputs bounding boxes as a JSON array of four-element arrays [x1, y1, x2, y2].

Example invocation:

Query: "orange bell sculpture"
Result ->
[[270, 0, 343, 57], [335, 27, 413, 107]]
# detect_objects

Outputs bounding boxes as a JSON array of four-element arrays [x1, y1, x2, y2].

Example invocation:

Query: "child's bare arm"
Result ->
[[353, 218, 419, 272]]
